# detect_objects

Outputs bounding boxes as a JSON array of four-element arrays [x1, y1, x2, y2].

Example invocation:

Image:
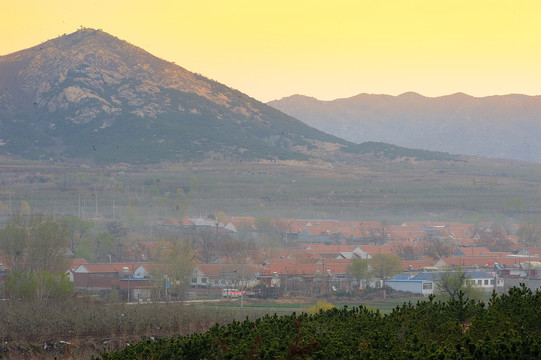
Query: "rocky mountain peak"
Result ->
[[0, 29, 358, 163]]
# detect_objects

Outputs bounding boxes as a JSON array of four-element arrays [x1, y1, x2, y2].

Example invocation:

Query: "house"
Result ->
[[496, 261, 541, 278], [72, 262, 154, 301], [387, 270, 504, 295], [412, 271, 503, 293], [72, 262, 146, 290]]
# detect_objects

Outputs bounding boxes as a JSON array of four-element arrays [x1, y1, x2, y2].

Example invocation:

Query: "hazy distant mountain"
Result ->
[[0, 28, 369, 164], [268, 92, 541, 162]]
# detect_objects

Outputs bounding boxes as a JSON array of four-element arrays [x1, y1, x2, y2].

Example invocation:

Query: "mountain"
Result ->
[[268, 92, 541, 162], [0, 28, 368, 164]]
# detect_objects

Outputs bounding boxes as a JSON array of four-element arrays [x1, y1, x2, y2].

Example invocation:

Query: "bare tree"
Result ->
[[473, 224, 513, 251], [106, 221, 127, 240], [424, 238, 453, 259], [272, 218, 293, 247], [517, 216, 541, 247], [396, 244, 419, 261], [362, 222, 387, 245], [190, 227, 222, 263], [216, 237, 253, 263]]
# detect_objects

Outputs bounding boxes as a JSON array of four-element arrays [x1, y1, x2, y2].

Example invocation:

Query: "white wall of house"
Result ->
[[386, 280, 433, 296]]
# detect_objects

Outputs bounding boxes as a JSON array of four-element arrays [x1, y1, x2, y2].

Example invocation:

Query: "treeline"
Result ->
[[99, 286, 541, 359]]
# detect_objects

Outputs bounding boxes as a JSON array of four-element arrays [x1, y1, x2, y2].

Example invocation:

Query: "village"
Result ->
[[46, 216, 541, 303]]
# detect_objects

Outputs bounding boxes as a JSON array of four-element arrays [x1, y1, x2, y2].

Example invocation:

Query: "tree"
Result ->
[[106, 220, 127, 240], [214, 211, 227, 223], [435, 267, 483, 299], [216, 237, 253, 263], [0, 214, 69, 274], [362, 221, 387, 245], [424, 238, 453, 259], [151, 236, 195, 301], [369, 253, 401, 283], [94, 232, 116, 263], [27, 218, 70, 274], [58, 215, 94, 253], [0, 214, 29, 273], [517, 216, 541, 247], [0, 214, 71, 300], [254, 216, 273, 232], [272, 218, 293, 247], [106, 221, 128, 260], [347, 258, 370, 289], [191, 227, 221, 263], [396, 244, 419, 261], [20, 200, 30, 214], [473, 224, 513, 251], [173, 190, 190, 219]]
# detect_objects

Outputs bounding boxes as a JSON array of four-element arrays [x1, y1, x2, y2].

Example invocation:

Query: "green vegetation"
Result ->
[[435, 267, 484, 300], [99, 286, 541, 359], [369, 253, 402, 282], [0, 214, 73, 300]]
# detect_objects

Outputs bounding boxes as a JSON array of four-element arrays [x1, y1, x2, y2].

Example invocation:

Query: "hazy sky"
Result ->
[[2, 0, 540, 102]]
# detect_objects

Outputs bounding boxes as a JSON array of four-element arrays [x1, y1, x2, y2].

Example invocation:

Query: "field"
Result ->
[[2, 155, 541, 227]]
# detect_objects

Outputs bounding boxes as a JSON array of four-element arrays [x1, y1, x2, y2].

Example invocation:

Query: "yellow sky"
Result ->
[[1, 0, 540, 102]]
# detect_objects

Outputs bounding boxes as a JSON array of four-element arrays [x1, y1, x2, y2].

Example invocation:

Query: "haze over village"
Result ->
[[1, 1, 541, 358]]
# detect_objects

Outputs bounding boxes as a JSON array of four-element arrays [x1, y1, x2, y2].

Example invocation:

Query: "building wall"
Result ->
[[386, 280, 433, 296], [73, 272, 122, 290]]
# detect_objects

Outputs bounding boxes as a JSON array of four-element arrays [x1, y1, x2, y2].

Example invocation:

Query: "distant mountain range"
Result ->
[[0, 29, 457, 164], [268, 93, 541, 162]]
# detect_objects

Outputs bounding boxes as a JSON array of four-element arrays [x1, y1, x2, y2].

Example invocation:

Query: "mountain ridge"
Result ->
[[268, 92, 541, 162]]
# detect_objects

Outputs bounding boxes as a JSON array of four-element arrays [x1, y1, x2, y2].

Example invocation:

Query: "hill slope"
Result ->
[[268, 92, 541, 162], [0, 29, 363, 163]]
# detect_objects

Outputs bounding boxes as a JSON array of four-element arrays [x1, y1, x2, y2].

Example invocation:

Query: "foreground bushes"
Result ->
[[100, 286, 541, 359], [0, 298, 236, 344]]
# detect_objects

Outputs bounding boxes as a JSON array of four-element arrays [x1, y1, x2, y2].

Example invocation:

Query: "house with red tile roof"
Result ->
[[72, 262, 147, 291]]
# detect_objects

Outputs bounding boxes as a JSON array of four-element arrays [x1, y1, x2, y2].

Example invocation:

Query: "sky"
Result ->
[[1, 0, 540, 102]]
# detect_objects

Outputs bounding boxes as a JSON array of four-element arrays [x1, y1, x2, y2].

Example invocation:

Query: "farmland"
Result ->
[[2, 155, 541, 227]]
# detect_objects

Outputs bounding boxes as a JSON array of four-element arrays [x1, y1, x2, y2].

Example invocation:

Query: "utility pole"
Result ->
[[221, 269, 224, 298], [240, 263, 245, 317]]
